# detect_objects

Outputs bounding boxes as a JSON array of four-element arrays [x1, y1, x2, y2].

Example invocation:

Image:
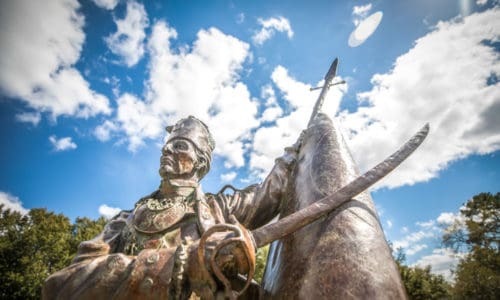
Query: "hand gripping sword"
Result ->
[[308, 57, 345, 126], [252, 122, 429, 247]]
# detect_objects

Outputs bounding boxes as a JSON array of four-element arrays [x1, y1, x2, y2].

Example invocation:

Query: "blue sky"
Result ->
[[0, 0, 499, 280]]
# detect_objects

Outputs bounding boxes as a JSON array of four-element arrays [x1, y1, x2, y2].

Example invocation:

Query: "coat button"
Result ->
[[141, 277, 154, 290], [146, 253, 159, 264]]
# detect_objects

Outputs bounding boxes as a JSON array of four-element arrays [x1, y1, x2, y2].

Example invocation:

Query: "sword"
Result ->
[[251, 122, 429, 247], [307, 57, 345, 127], [200, 123, 430, 296]]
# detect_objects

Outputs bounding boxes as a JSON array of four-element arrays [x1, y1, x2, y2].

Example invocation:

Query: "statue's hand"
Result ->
[[191, 216, 256, 299]]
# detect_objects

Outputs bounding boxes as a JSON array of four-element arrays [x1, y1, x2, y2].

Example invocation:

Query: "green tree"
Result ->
[[254, 244, 269, 283], [393, 246, 451, 300], [70, 216, 107, 250], [443, 192, 500, 299], [0, 206, 73, 299], [0, 206, 107, 299]]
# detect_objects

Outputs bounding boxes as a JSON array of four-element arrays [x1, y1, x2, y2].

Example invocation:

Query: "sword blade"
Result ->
[[307, 58, 339, 127], [252, 123, 430, 248]]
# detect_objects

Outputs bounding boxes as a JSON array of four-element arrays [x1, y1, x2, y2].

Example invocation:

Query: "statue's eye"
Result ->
[[173, 140, 189, 151]]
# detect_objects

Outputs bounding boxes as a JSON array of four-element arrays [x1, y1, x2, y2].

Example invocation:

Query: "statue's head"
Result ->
[[159, 116, 215, 181]]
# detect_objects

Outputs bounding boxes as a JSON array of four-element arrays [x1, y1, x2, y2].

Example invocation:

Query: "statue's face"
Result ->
[[159, 138, 198, 179]]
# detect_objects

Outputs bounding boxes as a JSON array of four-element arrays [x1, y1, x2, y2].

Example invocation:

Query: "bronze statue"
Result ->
[[43, 58, 428, 299], [43, 115, 298, 299]]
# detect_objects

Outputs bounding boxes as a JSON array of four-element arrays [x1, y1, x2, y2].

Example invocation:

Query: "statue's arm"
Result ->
[[42, 211, 178, 300], [214, 146, 298, 230]]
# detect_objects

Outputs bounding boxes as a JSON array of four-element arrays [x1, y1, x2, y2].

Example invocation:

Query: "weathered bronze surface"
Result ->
[[252, 120, 428, 247], [43, 61, 424, 299], [43, 116, 292, 299], [262, 114, 408, 299]]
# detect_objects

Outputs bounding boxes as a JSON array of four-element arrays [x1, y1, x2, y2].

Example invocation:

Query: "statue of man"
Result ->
[[43, 115, 297, 299]]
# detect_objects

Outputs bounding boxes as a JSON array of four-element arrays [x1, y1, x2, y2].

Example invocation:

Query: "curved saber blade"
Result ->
[[252, 123, 430, 248]]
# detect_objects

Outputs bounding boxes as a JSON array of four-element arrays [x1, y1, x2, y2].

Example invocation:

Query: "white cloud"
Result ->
[[340, 8, 500, 189], [221, 172, 237, 182], [388, 204, 472, 281], [237, 13, 245, 24], [393, 229, 436, 250], [105, 0, 149, 67], [252, 16, 294, 45], [407, 243, 428, 256], [437, 211, 463, 225], [115, 93, 164, 150], [259, 85, 283, 122], [352, 3, 373, 25], [476, 0, 488, 5], [0, 191, 29, 215], [92, 0, 119, 10], [106, 21, 259, 168], [348, 11, 383, 47], [412, 248, 463, 282], [245, 9, 500, 189], [386, 219, 393, 229], [0, 0, 111, 119], [416, 220, 435, 228], [15, 112, 41, 126], [49, 135, 77, 151], [401, 226, 409, 233], [261, 106, 284, 122], [250, 65, 347, 178], [94, 120, 118, 141], [98, 204, 121, 219]]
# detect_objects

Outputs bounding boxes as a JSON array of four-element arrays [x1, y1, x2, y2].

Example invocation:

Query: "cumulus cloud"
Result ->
[[393, 229, 436, 250], [416, 220, 435, 228], [352, 3, 373, 25], [105, 0, 149, 67], [0, 0, 110, 119], [250, 65, 347, 178], [340, 8, 500, 189], [259, 85, 283, 122], [476, 0, 488, 5], [247, 9, 500, 188], [94, 120, 119, 141], [15, 112, 41, 126], [105, 21, 259, 168], [392, 204, 472, 281], [92, 0, 119, 10], [412, 248, 463, 282], [98, 204, 121, 219], [406, 244, 428, 256], [437, 211, 464, 225], [221, 172, 237, 182], [0, 191, 29, 215], [252, 16, 294, 45], [49, 135, 77, 151]]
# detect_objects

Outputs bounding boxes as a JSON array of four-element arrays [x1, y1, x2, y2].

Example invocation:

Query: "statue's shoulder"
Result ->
[[133, 190, 161, 207], [209, 184, 258, 199], [100, 191, 159, 238], [206, 184, 258, 215]]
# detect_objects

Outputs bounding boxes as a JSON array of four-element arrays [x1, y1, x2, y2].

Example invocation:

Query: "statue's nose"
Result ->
[[162, 143, 173, 155]]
